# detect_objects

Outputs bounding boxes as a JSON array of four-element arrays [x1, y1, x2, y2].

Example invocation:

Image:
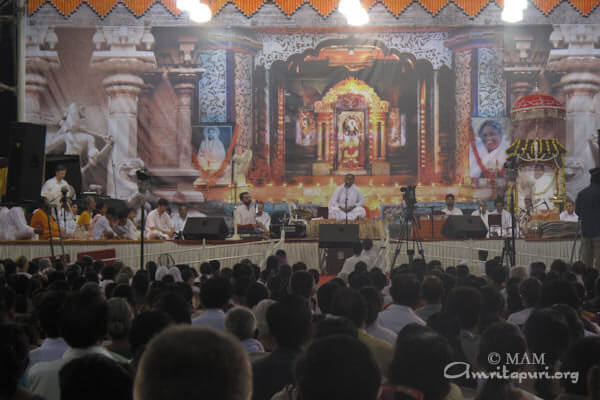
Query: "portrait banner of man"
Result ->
[[191, 124, 235, 180], [469, 117, 510, 179]]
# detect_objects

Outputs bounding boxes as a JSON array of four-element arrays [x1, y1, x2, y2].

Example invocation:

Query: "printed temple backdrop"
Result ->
[[24, 25, 599, 211]]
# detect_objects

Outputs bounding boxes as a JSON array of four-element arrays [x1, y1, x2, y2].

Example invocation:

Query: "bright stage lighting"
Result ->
[[501, 0, 527, 23], [346, 7, 369, 25], [177, 0, 212, 23]]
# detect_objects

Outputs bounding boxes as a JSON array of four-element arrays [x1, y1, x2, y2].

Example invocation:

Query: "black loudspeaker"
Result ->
[[441, 216, 488, 239], [45, 155, 82, 196], [270, 210, 290, 225], [183, 217, 229, 240], [319, 224, 359, 248], [6, 122, 46, 202]]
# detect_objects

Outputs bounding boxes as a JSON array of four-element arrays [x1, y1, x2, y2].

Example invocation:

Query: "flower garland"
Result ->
[[469, 123, 504, 178], [506, 138, 566, 162]]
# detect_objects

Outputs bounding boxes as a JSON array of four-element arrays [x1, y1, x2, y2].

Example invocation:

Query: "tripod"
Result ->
[[500, 185, 517, 268], [570, 219, 582, 265], [390, 206, 425, 269]]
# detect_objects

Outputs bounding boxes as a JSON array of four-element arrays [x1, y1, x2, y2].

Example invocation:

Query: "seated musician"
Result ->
[[328, 174, 366, 221], [471, 199, 489, 234], [145, 198, 175, 240], [93, 207, 119, 240], [256, 200, 271, 234], [234, 192, 259, 233], [5, 206, 39, 240], [489, 197, 514, 237], [441, 194, 463, 216], [560, 199, 579, 222], [31, 197, 62, 240]]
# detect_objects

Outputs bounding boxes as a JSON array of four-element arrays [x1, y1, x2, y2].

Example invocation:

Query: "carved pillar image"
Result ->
[[25, 26, 59, 123], [170, 69, 203, 168], [547, 25, 600, 198], [90, 26, 156, 198]]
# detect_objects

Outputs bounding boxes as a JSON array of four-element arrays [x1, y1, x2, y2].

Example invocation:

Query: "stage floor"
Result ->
[[0, 238, 580, 272]]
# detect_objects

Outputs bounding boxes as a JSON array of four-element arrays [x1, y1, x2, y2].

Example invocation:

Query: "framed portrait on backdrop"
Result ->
[[192, 123, 235, 176], [469, 117, 511, 179]]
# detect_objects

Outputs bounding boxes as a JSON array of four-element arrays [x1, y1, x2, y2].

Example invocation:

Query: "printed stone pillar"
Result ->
[[234, 52, 254, 149], [170, 69, 203, 168], [90, 26, 156, 198], [447, 29, 505, 185], [25, 26, 59, 123], [547, 25, 600, 198]]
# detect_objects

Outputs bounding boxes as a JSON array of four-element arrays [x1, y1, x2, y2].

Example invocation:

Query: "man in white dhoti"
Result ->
[[531, 164, 556, 210], [469, 120, 509, 178], [328, 174, 366, 221], [197, 126, 226, 171], [145, 198, 175, 240], [41, 165, 74, 207]]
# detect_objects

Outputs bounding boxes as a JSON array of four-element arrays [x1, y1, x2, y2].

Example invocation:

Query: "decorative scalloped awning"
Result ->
[[510, 93, 566, 121], [28, 0, 600, 18]]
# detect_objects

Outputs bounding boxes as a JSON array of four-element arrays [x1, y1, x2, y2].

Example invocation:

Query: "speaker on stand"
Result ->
[[5, 122, 46, 202]]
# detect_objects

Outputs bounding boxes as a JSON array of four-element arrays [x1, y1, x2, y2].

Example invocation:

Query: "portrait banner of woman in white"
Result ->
[[192, 124, 234, 175], [469, 118, 510, 179]]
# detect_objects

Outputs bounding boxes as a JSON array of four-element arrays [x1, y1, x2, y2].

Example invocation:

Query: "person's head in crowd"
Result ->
[[295, 335, 380, 400], [538, 279, 580, 309], [331, 288, 367, 329], [560, 337, 600, 397], [267, 275, 286, 301], [445, 286, 483, 331], [389, 328, 453, 400], [505, 277, 523, 314], [15, 256, 28, 274], [131, 272, 149, 305], [510, 266, 528, 280], [354, 261, 368, 274], [313, 317, 359, 339], [390, 273, 421, 309], [368, 268, 387, 291], [348, 271, 371, 290], [550, 259, 569, 277], [85, 270, 99, 283], [427, 311, 461, 345], [265, 255, 280, 281], [519, 277, 542, 308], [201, 277, 232, 310], [0, 324, 30, 399], [476, 322, 527, 400], [209, 259, 221, 275], [359, 286, 383, 328], [246, 282, 269, 309], [292, 262, 307, 272], [219, 267, 232, 282], [61, 290, 108, 349], [571, 260, 585, 276], [145, 261, 158, 282], [422, 275, 443, 305], [113, 284, 135, 307], [551, 303, 585, 343], [362, 238, 373, 252], [275, 249, 288, 266], [180, 267, 195, 285], [129, 311, 172, 370], [152, 292, 191, 324], [478, 285, 505, 332], [105, 282, 117, 298], [351, 242, 363, 257], [167, 266, 183, 283], [456, 264, 469, 278], [524, 308, 570, 398], [154, 266, 168, 282], [253, 299, 276, 351], [225, 307, 257, 341], [279, 264, 292, 282], [290, 271, 314, 300], [36, 290, 66, 339], [60, 354, 133, 400], [134, 326, 252, 400], [317, 281, 342, 316], [107, 297, 134, 342], [267, 295, 311, 350]]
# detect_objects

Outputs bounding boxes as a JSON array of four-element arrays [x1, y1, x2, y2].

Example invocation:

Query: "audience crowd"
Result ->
[[2, 246, 600, 400]]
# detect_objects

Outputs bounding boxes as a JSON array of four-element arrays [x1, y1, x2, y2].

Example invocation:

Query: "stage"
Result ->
[[0, 237, 580, 273]]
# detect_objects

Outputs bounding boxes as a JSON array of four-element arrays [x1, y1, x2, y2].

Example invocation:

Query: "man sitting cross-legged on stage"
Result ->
[[328, 174, 366, 221], [145, 198, 174, 240]]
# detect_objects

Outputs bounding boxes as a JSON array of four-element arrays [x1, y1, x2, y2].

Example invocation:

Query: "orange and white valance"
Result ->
[[28, 0, 598, 18]]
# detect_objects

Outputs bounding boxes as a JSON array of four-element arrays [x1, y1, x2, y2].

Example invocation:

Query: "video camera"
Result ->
[[503, 157, 519, 181], [400, 185, 417, 208]]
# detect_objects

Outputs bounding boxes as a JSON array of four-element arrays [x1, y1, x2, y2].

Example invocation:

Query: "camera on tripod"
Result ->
[[503, 157, 519, 181], [400, 185, 417, 208]]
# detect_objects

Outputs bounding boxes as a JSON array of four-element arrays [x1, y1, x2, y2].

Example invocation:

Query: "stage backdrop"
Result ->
[[23, 24, 599, 212]]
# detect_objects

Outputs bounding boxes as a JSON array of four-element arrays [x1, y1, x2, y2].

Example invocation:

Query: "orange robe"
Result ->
[[31, 209, 61, 240]]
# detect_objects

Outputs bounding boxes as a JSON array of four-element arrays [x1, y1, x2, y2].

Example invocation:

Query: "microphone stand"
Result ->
[[429, 206, 435, 240], [140, 204, 145, 271], [345, 188, 349, 225], [52, 205, 66, 264]]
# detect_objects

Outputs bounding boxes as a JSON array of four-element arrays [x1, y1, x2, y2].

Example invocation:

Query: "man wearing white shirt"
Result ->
[[560, 199, 579, 222], [379, 273, 425, 334], [489, 198, 513, 237], [28, 292, 69, 368], [171, 204, 189, 233], [441, 193, 463, 216], [56, 203, 77, 237], [41, 165, 73, 207], [338, 242, 371, 280], [328, 174, 366, 221], [233, 192, 257, 231], [360, 238, 379, 270], [255, 201, 271, 233], [507, 278, 541, 327], [6, 206, 38, 240], [145, 198, 175, 240], [192, 277, 231, 331], [471, 199, 490, 236]]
